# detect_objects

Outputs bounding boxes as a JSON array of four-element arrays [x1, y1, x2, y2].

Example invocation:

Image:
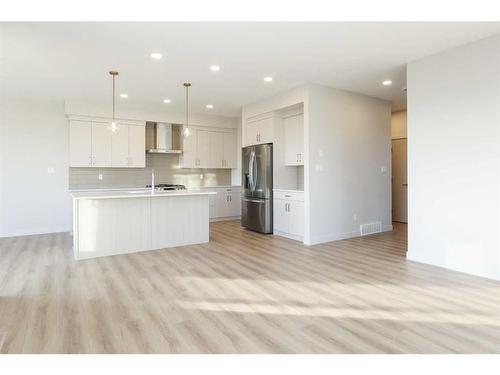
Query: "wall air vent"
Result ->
[[360, 222, 382, 236]]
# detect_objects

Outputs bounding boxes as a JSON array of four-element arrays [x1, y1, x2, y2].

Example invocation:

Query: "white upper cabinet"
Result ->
[[196, 130, 211, 168], [128, 125, 146, 168], [284, 113, 304, 166], [70, 120, 92, 167], [180, 127, 238, 169], [69, 119, 145, 168], [111, 124, 129, 167], [210, 131, 224, 168], [223, 132, 237, 168], [91, 122, 112, 167], [180, 128, 198, 168], [245, 116, 274, 146]]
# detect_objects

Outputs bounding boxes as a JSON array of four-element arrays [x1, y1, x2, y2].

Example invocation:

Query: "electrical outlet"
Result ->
[[47, 167, 55, 174], [353, 214, 358, 221], [381, 166, 388, 173], [200, 174, 204, 180], [98, 173, 103, 180]]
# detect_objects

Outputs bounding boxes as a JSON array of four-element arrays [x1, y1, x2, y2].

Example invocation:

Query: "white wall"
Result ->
[[241, 84, 391, 245], [307, 85, 392, 244], [0, 98, 72, 237], [407, 34, 500, 280]]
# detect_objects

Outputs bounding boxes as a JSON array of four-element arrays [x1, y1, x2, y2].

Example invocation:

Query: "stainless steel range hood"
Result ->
[[146, 122, 182, 154]]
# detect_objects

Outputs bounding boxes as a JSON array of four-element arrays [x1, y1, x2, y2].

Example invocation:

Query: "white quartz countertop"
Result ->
[[273, 188, 304, 193], [71, 189, 217, 200]]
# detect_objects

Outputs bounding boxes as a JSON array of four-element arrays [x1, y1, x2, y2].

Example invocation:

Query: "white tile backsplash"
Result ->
[[69, 154, 231, 190]]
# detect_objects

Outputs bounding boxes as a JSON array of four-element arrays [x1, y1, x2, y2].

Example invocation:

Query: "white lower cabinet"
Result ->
[[196, 186, 241, 221], [273, 190, 304, 241], [216, 187, 241, 218]]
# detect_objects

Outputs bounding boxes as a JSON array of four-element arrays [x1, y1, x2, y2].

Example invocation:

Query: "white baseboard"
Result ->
[[273, 230, 303, 242], [210, 216, 241, 222], [308, 230, 361, 245], [0, 226, 72, 238]]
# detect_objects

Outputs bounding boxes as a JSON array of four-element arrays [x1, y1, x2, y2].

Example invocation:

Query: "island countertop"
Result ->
[[71, 189, 217, 200]]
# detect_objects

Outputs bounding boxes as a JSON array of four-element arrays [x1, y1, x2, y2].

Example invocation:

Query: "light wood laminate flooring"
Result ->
[[1, 221, 499, 353]]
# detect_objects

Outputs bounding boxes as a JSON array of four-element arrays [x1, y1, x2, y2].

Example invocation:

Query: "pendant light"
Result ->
[[108, 70, 120, 133], [183, 82, 191, 137]]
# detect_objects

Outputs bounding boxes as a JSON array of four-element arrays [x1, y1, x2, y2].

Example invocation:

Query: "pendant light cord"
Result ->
[[112, 74, 116, 121], [184, 82, 191, 131]]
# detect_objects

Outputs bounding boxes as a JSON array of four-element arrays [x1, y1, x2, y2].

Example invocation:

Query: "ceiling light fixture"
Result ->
[[163, 99, 171, 104], [108, 71, 120, 134], [210, 65, 220, 72], [120, 93, 128, 98], [183, 82, 191, 138], [264, 76, 273, 83], [206, 104, 214, 109], [382, 80, 392, 86], [151, 52, 163, 60]]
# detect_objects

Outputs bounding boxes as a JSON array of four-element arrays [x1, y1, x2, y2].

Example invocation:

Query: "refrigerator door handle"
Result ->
[[248, 151, 254, 191], [242, 198, 265, 204], [252, 151, 258, 191]]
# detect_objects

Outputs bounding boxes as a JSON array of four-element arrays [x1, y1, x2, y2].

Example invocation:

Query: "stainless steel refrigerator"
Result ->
[[241, 143, 273, 234]]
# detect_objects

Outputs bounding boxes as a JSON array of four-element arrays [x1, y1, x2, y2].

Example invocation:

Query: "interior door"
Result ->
[[128, 125, 145, 167], [91, 122, 112, 167], [392, 138, 408, 223], [111, 124, 129, 167]]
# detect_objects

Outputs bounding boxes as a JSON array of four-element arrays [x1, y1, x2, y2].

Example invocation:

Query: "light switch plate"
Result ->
[[47, 167, 55, 174], [381, 166, 388, 173]]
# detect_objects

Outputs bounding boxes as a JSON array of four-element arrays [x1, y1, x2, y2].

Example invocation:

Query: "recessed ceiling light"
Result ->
[[151, 52, 163, 60], [210, 65, 220, 72], [382, 80, 392, 86], [206, 104, 214, 109], [119, 93, 128, 98], [264, 76, 273, 83], [163, 99, 171, 104]]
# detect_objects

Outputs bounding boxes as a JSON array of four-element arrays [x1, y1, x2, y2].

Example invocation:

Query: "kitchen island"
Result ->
[[71, 189, 216, 260]]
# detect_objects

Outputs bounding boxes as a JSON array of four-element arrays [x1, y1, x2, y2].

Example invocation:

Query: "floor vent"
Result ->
[[360, 222, 382, 236]]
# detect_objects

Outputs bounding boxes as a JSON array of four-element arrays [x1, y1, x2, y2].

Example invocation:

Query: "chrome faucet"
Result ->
[[151, 168, 155, 194]]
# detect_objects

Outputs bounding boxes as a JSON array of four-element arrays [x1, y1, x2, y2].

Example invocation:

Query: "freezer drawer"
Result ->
[[241, 197, 273, 234]]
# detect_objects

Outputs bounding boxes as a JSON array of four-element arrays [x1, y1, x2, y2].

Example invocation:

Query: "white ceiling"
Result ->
[[1, 22, 499, 117]]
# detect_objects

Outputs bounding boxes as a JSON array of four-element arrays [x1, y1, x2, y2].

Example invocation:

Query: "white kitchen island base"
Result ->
[[72, 190, 214, 260]]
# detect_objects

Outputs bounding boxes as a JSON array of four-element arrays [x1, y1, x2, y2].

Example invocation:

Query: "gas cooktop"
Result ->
[[146, 184, 186, 191]]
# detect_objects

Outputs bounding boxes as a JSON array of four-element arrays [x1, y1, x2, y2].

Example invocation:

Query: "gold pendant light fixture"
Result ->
[[183, 82, 191, 137], [109, 70, 120, 133]]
